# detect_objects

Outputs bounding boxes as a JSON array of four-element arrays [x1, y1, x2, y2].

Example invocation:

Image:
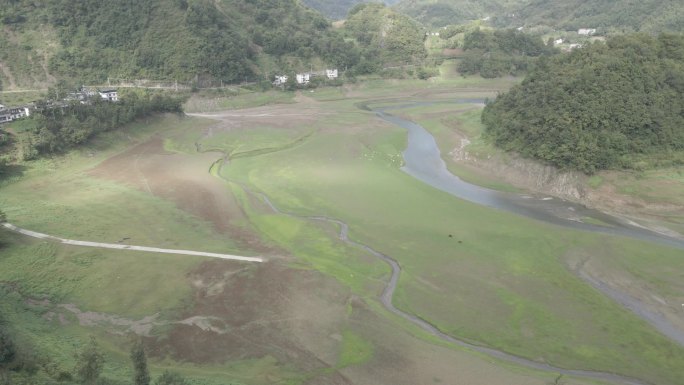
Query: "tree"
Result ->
[[0, 328, 15, 367], [0, 326, 16, 385], [130, 340, 150, 385], [481, 33, 684, 173], [154, 370, 189, 385], [74, 337, 104, 385]]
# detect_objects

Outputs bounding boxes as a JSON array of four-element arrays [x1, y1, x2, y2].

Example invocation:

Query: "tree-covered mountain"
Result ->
[[301, 0, 401, 21], [495, 0, 684, 33], [457, 28, 557, 77], [392, 0, 684, 32], [393, 0, 523, 28], [343, 3, 427, 70], [481, 34, 684, 173], [0, 0, 361, 87]]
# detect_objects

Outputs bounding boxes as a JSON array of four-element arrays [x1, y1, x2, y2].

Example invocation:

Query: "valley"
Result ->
[[2, 2, 684, 383], [2, 71, 684, 384]]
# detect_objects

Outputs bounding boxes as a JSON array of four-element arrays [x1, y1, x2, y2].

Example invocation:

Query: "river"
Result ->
[[375, 102, 684, 250]]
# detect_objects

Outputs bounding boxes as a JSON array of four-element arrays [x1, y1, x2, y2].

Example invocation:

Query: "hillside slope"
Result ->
[[0, 0, 357, 88], [302, 0, 401, 20], [393, 0, 684, 32], [393, 0, 523, 27], [498, 0, 684, 32], [344, 3, 427, 68]]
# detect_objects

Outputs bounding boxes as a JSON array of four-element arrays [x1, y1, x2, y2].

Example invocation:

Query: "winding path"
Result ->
[[1, 223, 263, 263]]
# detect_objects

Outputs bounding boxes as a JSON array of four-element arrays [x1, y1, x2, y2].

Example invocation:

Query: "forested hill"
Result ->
[[344, 3, 426, 68], [481, 34, 684, 173], [301, 0, 400, 20], [393, 0, 524, 27], [392, 0, 684, 32], [0, 0, 358, 87], [497, 0, 684, 32]]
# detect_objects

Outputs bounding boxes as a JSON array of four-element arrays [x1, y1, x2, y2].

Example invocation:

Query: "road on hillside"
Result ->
[[1, 223, 263, 263]]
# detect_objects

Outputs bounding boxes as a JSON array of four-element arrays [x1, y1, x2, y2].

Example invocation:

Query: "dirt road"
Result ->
[[1, 223, 263, 263]]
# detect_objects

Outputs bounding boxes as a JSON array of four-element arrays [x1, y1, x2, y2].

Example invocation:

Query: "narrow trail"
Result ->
[[1, 223, 263, 263], [211, 157, 649, 385]]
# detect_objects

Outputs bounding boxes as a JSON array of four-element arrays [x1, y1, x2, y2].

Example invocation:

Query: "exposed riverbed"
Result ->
[[375, 102, 684, 250]]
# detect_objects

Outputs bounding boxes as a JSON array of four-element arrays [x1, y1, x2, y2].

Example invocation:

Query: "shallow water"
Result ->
[[374, 102, 684, 250]]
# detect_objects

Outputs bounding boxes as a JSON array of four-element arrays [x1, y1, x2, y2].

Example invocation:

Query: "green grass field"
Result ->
[[184, 90, 295, 113]]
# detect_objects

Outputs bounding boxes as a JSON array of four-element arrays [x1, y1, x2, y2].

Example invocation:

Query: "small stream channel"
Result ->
[[219, 172, 647, 385]]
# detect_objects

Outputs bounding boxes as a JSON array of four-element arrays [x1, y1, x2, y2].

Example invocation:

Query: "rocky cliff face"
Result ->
[[460, 149, 587, 201], [458, 148, 684, 240]]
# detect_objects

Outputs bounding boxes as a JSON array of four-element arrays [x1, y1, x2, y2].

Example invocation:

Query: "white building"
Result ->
[[0, 106, 30, 124], [578, 28, 597, 36], [273, 75, 288, 86], [569, 43, 583, 50], [325, 69, 338, 79], [296, 73, 311, 85], [554, 38, 564, 46], [98, 89, 118, 102]]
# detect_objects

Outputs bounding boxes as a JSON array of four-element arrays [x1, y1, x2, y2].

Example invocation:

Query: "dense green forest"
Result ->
[[301, 0, 368, 20], [495, 0, 684, 32], [481, 33, 684, 173], [457, 28, 557, 77], [301, 0, 400, 20], [0, 0, 363, 86], [393, 0, 524, 27], [343, 3, 427, 71], [21, 91, 183, 160], [392, 0, 684, 32]]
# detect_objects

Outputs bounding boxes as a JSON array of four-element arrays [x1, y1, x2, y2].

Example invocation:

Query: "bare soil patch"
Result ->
[[190, 100, 326, 131], [147, 260, 354, 384], [442, 48, 464, 57], [0, 61, 18, 90], [88, 137, 271, 252], [145, 259, 562, 385]]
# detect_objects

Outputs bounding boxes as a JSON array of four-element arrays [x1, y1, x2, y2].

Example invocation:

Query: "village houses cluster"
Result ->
[[273, 68, 338, 86], [551, 28, 599, 51], [0, 88, 118, 125]]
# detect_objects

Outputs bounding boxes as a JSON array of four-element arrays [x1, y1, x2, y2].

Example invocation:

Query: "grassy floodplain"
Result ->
[[212, 81, 684, 384], [1, 67, 683, 385]]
